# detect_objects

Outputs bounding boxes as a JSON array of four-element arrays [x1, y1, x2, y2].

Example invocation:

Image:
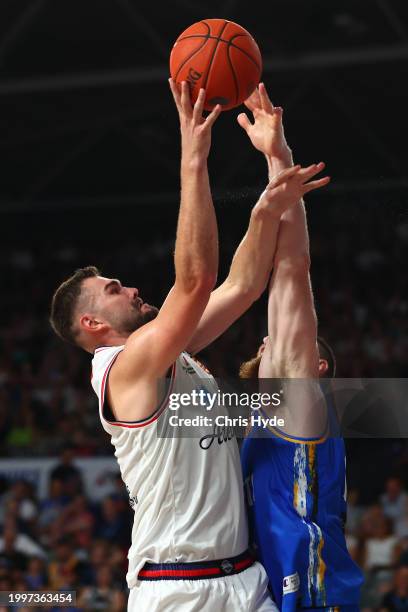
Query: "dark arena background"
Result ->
[[1, 1, 408, 610]]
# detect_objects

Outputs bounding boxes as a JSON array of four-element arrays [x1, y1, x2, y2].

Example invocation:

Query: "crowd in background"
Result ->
[[0, 452, 131, 611], [1, 194, 408, 610], [0, 458, 407, 611]]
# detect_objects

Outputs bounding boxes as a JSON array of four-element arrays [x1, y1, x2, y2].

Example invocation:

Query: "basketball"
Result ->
[[170, 19, 262, 111]]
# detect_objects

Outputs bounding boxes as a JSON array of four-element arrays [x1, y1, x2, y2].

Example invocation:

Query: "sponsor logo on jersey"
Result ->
[[199, 424, 235, 450], [283, 572, 300, 595], [126, 485, 138, 509], [181, 356, 196, 375]]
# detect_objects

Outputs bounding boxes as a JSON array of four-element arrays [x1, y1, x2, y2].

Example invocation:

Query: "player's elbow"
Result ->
[[178, 272, 217, 295], [274, 252, 311, 276], [236, 281, 263, 305]]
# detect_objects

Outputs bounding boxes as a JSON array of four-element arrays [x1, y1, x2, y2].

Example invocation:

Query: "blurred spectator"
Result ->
[[362, 514, 400, 573], [85, 540, 110, 585], [50, 446, 83, 497], [56, 494, 95, 552], [0, 521, 46, 562], [381, 478, 408, 537], [39, 478, 71, 546], [0, 531, 28, 574], [3, 480, 38, 535], [78, 566, 126, 611], [380, 565, 408, 612], [24, 556, 47, 589], [48, 537, 80, 590], [347, 488, 364, 536], [95, 496, 131, 546]]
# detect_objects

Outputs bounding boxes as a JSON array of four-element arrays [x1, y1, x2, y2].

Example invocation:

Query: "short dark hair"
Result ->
[[317, 336, 336, 378], [50, 266, 99, 345]]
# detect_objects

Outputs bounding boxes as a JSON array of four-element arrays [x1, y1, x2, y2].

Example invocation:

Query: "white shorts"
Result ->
[[127, 561, 277, 612]]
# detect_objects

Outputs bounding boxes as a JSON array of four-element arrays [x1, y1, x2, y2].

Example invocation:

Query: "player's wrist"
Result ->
[[267, 146, 293, 167], [267, 154, 293, 182], [252, 196, 283, 221], [181, 152, 208, 172]]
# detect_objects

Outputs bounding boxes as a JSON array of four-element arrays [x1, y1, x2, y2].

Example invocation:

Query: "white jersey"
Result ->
[[91, 346, 248, 589]]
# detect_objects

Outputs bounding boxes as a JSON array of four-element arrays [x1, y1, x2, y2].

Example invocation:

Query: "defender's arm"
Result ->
[[186, 173, 288, 355], [258, 173, 329, 438], [186, 163, 323, 356], [240, 84, 330, 436]]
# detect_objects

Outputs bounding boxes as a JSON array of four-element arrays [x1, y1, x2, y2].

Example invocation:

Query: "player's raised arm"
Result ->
[[185, 86, 291, 356], [186, 85, 330, 356], [240, 84, 330, 436], [107, 83, 222, 404], [259, 169, 330, 436], [252, 86, 328, 379], [235, 83, 329, 379], [185, 95, 304, 355], [186, 170, 288, 355]]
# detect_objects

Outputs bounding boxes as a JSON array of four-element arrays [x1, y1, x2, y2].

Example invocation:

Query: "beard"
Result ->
[[105, 303, 159, 336]]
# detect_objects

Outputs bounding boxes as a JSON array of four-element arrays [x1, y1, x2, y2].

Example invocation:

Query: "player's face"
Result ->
[[84, 276, 158, 335]]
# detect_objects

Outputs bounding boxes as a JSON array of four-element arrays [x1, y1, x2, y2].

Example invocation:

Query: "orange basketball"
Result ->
[[170, 19, 262, 112]]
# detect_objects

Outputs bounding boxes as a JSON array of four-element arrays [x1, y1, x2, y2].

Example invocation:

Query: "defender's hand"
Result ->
[[256, 163, 330, 217], [237, 83, 291, 161], [169, 79, 222, 164]]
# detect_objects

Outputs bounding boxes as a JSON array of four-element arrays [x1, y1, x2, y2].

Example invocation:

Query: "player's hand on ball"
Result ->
[[169, 78, 222, 163], [238, 83, 291, 161], [257, 162, 330, 216]]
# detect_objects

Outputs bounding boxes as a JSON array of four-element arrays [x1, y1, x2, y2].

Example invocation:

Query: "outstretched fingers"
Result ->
[[302, 176, 331, 193], [180, 81, 193, 116], [298, 162, 330, 194], [205, 104, 222, 128], [192, 88, 206, 123], [244, 87, 262, 112], [296, 162, 330, 192], [297, 162, 326, 182], [258, 82, 275, 113], [268, 162, 330, 195], [237, 112, 253, 133], [269, 165, 301, 188], [169, 78, 182, 114]]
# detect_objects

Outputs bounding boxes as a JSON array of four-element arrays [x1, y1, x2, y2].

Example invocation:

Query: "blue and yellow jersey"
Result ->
[[241, 400, 363, 611]]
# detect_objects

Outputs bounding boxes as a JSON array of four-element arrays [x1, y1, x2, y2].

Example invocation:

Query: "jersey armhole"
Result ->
[[259, 407, 329, 444], [100, 353, 176, 429]]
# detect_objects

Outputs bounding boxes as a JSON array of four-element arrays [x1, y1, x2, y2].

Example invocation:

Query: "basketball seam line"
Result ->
[[202, 20, 229, 92], [200, 21, 211, 36], [174, 35, 210, 82], [176, 35, 261, 72], [229, 33, 262, 73], [226, 43, 240, 105]]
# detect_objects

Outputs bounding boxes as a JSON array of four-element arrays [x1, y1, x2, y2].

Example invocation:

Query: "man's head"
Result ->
[[50, 266, 158, 352], [239, 336, 336, 379], [385, 476, 403, 501]]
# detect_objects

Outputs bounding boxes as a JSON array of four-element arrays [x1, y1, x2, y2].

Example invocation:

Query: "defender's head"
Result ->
[[50, 266, 158, 353], [239, 336, 336, 379]]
